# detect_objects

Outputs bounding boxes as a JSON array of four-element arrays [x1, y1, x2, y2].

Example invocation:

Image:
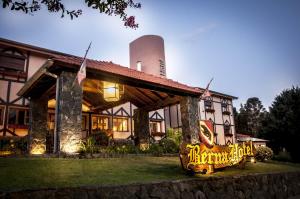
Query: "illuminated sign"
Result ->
[[179, 120, 255, 174]]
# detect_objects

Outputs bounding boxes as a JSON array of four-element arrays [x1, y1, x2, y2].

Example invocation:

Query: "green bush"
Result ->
[[273, 151, 292, 162], [148, 144, 163, 156], [166, 128, 182, 146], [159, 138, 179, 153], [90, 130, 110, 146], [80, 137, 96, 155], [255, 146, 273, 162], [107, 144, 140, 154], [0, 136, 28, 155]]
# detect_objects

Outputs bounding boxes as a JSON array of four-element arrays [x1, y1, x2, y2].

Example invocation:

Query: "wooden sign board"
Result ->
[[180, 120, 255, 174]]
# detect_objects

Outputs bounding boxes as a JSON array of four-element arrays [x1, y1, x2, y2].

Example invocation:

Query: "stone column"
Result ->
[[180, 96, 200, 144], [133, 108, 150, 150], [29, 95, 48, 155], [55, 71, 82, 154]]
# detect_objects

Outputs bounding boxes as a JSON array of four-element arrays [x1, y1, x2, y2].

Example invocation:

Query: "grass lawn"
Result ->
[[0, 156, 300, 191]]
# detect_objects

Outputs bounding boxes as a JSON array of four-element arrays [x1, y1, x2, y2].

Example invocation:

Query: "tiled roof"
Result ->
[[52, 55, 202, 95]]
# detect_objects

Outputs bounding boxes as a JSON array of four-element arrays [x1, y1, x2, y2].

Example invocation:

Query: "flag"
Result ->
[[73, 42, 91, 87], [200, 78, 213, 99], [77, 58, 86, 86], [202, 89, 211, 99]]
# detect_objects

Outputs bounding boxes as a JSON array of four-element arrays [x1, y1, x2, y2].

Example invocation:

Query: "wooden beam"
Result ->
[[151, 90, 166, 100], [141, 96, 182, 112], [125, 86, 148, 105], [136, 88, 156, 103]]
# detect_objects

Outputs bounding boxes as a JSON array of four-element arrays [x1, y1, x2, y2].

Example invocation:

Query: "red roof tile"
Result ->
[[52, 55, 202, 95]]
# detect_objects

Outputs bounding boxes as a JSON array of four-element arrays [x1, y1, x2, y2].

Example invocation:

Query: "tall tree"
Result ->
[[243, 97, 266, 137], [234, 97, 266, 137], [260, 86, 300, 162], [1, 0, 141, 28]]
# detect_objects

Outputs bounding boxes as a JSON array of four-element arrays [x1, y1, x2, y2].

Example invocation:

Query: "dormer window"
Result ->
[[0, 48, 26, 72], [224, 120, 232, 136], [221, 99, 230, 115], [136, 61, 142, 71], [204, 97, 214, 112]]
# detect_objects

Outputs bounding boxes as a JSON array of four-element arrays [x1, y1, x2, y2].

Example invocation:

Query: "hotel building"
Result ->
[[0, 35, 237, 152]]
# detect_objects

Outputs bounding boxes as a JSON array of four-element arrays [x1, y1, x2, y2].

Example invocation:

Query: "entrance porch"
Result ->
[[18, 55, 202, 154]]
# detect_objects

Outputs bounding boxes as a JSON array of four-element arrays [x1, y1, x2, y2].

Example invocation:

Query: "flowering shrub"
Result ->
[[255, 146, 273, 162]]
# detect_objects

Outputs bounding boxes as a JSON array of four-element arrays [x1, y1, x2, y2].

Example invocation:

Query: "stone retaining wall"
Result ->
[[1, 172, 300, 199]]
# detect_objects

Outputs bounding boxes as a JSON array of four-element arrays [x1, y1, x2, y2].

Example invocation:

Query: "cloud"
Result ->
[[181, 23, 217, 41]]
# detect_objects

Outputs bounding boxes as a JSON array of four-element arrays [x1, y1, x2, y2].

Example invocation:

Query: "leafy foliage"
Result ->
[[255, 146, 273, 162], [2, 0, 141, 28], [90, 130, 110, 146], [166, 128, 182, 146], [159, 138, 179, 153], [0, 136, 28, 155], [260, 86, 300, 162], [234, 97, 267, 137], [80, 137, 96, 155]]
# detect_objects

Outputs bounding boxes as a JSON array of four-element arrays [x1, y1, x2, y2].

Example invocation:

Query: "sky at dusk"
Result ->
[[0, 0, 299, 110]]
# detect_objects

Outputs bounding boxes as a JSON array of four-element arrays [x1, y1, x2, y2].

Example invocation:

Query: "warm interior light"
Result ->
[[48, 99, 90, 112], [103, 81, 121, 102]]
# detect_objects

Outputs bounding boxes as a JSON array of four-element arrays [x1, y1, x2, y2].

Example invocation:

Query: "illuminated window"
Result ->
[[8, 108, 29, 126], [92, 116, 109, 130], [136, 61, 142, 71], [113, 117, 128, 132], [150, 121, 162, 134], [0, 106, 4, 125], [48, 113, 55, 130]]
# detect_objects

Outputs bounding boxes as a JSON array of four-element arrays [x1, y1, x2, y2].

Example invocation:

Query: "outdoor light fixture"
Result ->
[[30, 139, 46, 155], [250, 157, 256, 163], [103, 81, 123, 102]]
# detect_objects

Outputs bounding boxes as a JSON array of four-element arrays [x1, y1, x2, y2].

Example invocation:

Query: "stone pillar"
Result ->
[[133, 108, 150, 150], [180, 96, 200, 144], [29, 95, 48, 155], [55, 71, 82, 154]]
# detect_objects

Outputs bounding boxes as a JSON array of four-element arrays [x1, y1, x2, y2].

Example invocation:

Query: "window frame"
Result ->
[[0, 106, 5, 125], [224, 120, 231, 136], [204, 97, 214, 111], [7, 107, 29, 128], [92, 115, 109, 131], [113, 117, 129, 132]]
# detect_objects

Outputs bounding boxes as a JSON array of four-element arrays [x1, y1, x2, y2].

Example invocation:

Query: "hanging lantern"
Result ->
[[103, 81, 122, 102]]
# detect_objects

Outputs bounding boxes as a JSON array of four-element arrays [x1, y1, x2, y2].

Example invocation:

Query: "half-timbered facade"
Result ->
[[0, 37, 237, 148], [165, 91, 237, 146]]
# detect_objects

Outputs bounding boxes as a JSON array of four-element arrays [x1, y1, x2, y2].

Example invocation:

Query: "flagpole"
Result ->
[[200, 78, 213, 100], [72, 42, 92, 87]]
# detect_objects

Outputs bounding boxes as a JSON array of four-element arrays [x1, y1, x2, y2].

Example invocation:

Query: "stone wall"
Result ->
[[28, 95, 48, 154], [1, 172, 300, 199], [133, 108, 150, 149], [56, 71, 83, 154], [180, 96, 200, 144]]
